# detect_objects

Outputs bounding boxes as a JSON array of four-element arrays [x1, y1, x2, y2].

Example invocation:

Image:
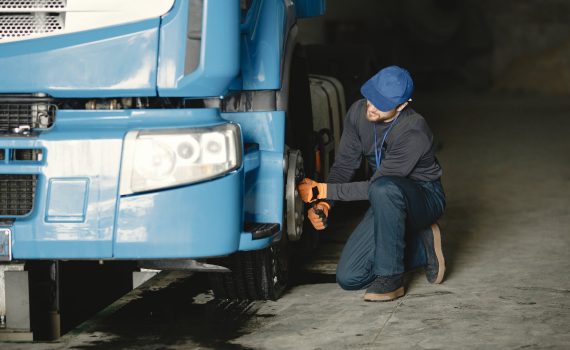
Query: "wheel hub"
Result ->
[[285, 149, 305, 241]]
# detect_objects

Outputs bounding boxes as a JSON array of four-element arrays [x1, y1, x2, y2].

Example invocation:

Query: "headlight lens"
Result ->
[[120, 124, 242, 195]]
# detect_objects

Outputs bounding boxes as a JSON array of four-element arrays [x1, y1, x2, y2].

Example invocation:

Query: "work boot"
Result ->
[[363, 275, 404, 302], [421, 223, 446, 284]]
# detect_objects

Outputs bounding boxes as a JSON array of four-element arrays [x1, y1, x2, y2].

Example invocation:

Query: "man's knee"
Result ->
[[336, 266, 369, 291], [368, 177, 405, 205], [336, 272, 363, 291]]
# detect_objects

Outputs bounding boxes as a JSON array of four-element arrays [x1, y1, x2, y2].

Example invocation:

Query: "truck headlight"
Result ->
[[120, 124, 242, 195]]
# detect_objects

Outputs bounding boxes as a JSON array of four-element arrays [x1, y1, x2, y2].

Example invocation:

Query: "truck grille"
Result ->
[[0, 0, 66, 10], [0, 175, 37, 216], [0, 13, 65, 39], [0, 103, 55, 133]]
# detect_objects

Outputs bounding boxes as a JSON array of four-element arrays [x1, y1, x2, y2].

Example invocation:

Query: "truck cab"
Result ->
[[0, 0, 329, 333]]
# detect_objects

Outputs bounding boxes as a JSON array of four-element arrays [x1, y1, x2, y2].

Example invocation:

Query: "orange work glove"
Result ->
[[297, 178, 327, 203], [308, 201, 330, 230]]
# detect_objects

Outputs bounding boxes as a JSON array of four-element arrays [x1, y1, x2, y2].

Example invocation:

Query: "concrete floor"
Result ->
[[2, 93, 570, 349]]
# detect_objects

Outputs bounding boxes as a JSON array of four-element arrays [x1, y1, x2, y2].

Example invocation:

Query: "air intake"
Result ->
[[0, 175, 37, 216], [0, 102, 55, 134], [0, 13, 65, 39], [0, 0, 66, 10], [0, 0, 175, 43]]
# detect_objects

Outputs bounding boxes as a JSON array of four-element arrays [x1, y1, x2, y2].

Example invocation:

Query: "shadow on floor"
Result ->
[[67, 274, 258, 350]]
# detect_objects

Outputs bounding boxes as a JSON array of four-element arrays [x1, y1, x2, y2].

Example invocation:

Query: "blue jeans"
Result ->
[[336, 176, 446, 290]]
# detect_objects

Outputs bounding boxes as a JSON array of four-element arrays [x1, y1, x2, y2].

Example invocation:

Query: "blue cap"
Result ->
[[360, 66, 414, 112]]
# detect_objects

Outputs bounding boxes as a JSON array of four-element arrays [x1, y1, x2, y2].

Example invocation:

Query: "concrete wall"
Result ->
[[485, 0, 570, 95], [298, 0, 570, 95]]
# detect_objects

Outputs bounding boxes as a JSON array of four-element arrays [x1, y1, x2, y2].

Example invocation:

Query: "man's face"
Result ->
[[366, 100, 408, 123]]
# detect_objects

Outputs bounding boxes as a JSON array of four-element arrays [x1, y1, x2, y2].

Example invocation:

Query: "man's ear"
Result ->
[[396, 102, 409, 112]]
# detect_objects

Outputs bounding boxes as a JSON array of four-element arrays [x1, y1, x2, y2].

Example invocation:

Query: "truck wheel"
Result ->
[[208, 149, 302, 300], [208, 47, 313, 301], [208, 233, 289, 300], [286, 45, 321, 254]]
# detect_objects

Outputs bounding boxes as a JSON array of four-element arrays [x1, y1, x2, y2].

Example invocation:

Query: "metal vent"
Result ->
[[0, 175, 37, 216], [0, 0, 66, 9], [0, 103, 55, 133], [0, 13, 64, 39], [184, 0, 203, 75], [13, 149, 43, 161]]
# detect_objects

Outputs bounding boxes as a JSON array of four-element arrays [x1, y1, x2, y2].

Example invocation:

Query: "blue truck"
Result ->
[[0, 0, 328, 330]]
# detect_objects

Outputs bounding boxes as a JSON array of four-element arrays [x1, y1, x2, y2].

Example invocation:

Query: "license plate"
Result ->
[[0, 228, 11, 261]]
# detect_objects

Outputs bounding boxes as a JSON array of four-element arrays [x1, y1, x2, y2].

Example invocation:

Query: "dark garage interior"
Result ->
[[1, 0, 569, 349]]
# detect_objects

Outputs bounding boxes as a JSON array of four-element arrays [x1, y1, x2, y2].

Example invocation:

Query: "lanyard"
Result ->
[[374, 114, 400, 170]]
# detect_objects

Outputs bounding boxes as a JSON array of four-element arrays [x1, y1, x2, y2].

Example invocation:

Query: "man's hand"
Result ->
[[308, 201, 330, 230], [297, 178, 327, 203]]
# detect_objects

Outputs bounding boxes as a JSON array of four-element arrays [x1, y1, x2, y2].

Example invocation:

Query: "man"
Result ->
[[298, 66, 446, 302]]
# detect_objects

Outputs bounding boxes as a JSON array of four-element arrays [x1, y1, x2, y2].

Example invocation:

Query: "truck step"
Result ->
[[244, 223, 280, 239]]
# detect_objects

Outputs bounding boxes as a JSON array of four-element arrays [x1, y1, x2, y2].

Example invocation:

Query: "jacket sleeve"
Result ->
[[325, 101, 369, 201], [327, 126, 430, 201]]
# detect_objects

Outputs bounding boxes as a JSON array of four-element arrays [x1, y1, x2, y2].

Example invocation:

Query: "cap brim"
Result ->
[[360, 79, 399, 112]]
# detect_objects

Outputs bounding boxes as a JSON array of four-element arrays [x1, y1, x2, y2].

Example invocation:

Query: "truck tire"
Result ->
[[208, 234, 289, 300], [287, 45, 321, 254], [208, 46, 312, 301]]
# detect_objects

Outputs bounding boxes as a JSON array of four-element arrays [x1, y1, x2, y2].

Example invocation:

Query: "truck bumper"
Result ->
[[6, 107, 276, 260], [114, 170, 243, 259]]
